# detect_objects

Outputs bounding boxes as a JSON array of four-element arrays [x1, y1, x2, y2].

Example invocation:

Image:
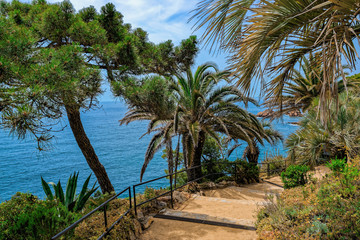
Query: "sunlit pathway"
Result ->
[[140, 177, 284, 240]]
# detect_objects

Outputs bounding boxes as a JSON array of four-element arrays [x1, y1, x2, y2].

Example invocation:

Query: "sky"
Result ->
[[45, 0, 229, 102], [43, 0, 360, 102]]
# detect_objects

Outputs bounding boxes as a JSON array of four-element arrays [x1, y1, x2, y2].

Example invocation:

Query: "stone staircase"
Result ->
[[140, 178, 284, 240]]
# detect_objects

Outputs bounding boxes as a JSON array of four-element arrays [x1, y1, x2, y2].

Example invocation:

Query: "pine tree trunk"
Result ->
[[188, 131, 206, 181], [65, 105, 115, 194]]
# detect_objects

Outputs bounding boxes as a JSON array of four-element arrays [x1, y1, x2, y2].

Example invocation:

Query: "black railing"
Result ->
[[51, 186, 131, 240], [52, 159, 287, 239], [257, 159, 288, 178], [132, 163, 216, 216]]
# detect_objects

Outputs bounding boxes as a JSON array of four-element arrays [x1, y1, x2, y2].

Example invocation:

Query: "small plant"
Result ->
[[41, 172, 98, 212], [326, 156, 347, 175], [281, 165, 310, 189], [234, 159, 260, 184], [0, 193, 80, 240]]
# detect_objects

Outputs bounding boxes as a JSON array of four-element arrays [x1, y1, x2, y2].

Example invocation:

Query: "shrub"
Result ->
[[281, 165, 310, 189], [261, 154, 287, 176], [257, 162, 360, 239], [0, 192, 80, 240], [326, 156, 347, 175], [234, 159, 260, 184]]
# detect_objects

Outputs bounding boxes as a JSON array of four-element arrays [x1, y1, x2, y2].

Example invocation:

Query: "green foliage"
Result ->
[[164, 168, 188, 187], [286, 92, 360, 167], [1, 0, 198, 192], [327, 157, 347, 175], [192, 0, 360, 124], [0, 192, 80, 240], [113, 76, 175, 121], [201, 136, 227, 181], [257, 162, 360, 239], [261, 153, 287, 176], [281, 165, 310, 189], [233, 159, 260, 184], [143, 187, 158, 200], [119, 62, 269, 182], [41, 172, 98, 212]]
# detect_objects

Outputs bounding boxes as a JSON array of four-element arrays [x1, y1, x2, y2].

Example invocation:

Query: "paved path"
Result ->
[[140, 177, 284, 240]]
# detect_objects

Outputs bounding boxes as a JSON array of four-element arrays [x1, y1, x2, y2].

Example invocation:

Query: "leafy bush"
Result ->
[[281, 165, 310, 189], [164, 168, 188, 187], [0, 192, 80, 240], [326, 157, 347, 175], [234, 159, 260, 184], [41, 172, 98, 212], [257, 162, 360, 239]]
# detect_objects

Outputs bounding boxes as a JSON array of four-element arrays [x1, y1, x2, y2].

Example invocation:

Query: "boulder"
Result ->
[[139, 216, 154, 230], [173, 191, 188, 203], [157, 196, 171, 202], [155, 201, 167, 209], [132, 219, 143, 235], [256, 109, 274, 118], [286, 109, 303, 117], [199, 181, 216, 189]]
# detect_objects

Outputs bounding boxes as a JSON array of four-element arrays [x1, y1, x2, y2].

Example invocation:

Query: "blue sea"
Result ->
[[0, 101, 299, 201]]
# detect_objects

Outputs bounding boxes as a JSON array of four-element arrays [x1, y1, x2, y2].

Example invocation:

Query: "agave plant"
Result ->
[[41, 172, 98, 212]]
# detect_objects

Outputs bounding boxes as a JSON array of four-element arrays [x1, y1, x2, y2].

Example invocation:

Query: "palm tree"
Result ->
[[119, 63, 271, 181], [264, 55, 357, 118], [171, 63, 269, 180], [286, 92, 360, 167], [115, 76, 176, 181], [240, 122, 283, 164], [192, 0, 360, 122]]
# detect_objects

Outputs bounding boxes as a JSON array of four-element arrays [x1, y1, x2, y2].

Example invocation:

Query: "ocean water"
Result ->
[[0, 101, 299, 201]]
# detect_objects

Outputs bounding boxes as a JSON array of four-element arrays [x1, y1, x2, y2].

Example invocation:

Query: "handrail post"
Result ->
[[267, 163, 270, 178], [133, 185, 137, 217], [170, 174, 174, 209], [128, 187, 132, 209]]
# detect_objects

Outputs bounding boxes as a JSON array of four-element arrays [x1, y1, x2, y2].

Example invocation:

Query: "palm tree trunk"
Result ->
[[188, 131, 206, 181], [166, 136, 174, 185], [65, 105, 115, 194], [243, 142, 260, 164]]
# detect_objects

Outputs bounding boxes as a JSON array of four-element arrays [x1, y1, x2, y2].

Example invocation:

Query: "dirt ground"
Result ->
[[139, 166, 329, 240]]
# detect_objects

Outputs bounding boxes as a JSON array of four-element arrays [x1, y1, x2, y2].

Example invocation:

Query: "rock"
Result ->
[[173, 191, 188, 204], [137, 210, 144, 219], [256, 109, 274, 118], [140, 216, 154, 230], [157, 196, 171, 202], [199, 182, 216, 189], [132, 219, 143, 236], [286, 109, 303, 117], [288, 121, 300, 125], [155, 201, 167, 209]]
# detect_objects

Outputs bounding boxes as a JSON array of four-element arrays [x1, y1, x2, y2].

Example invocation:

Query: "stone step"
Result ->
[[190, 194, 269, 206], [203, 184, 283, 201], [160, 209, 255, 228]]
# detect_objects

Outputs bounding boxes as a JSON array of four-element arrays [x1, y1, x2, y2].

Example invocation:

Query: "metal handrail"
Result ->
[[51, 186, 132, 240], [52, 158, 288, 239], [132, 163, 209, 216]]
